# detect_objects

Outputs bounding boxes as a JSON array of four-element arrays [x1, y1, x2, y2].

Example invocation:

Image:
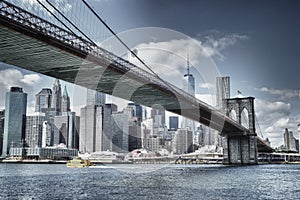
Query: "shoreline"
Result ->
[[1, 159, 300, 165]]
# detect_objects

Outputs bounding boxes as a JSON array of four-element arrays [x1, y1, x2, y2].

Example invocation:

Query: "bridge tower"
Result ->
[[222, 97, 257, 165]]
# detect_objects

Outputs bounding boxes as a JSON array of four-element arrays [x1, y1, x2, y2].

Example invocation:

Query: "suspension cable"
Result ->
[[81, 0, 180, 93], [255, 113, 264, 139], [36, 0, 79, 40], [43, 0, 96, 46]]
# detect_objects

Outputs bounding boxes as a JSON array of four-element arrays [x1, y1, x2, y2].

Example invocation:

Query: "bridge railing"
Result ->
[[0, 0, 247, 132]]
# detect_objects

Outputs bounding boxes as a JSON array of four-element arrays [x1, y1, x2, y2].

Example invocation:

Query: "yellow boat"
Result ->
[[66, 157, 94, 168]]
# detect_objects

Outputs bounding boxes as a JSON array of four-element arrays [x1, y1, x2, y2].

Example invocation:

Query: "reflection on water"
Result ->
[[0, 164, 300, 199]]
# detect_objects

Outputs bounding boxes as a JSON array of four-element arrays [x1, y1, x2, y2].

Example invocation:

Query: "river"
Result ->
[[0, 163, 299, 199]]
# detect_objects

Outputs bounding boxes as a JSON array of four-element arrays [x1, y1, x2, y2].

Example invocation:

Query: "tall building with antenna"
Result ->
[[182, 55, 195, 133], [183, 55, 195, 96]]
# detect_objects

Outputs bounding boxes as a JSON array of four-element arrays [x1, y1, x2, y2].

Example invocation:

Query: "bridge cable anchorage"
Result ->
[[81, 0, 188, 99]]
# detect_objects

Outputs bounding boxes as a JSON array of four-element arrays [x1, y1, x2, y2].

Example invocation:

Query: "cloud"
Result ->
[[198, 83, 215, 90], [0, 69, 43, 114], [195, 94, 216, 106], [255, 87, 299, 100], [197, 31, 249, 61], [21, 74, 41, 85], [19, 0, 72, 16], [127, 37, 221, 94], [254, 99, 293, 147]]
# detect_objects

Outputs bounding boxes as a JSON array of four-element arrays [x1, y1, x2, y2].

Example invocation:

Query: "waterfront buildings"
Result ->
[[1, 87, 27, 157], [143, 135, 164, 152], [9, 146, 78, 160]]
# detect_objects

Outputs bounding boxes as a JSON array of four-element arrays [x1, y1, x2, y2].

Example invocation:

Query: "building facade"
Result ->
[[169, 116, 178, 131], [2, 87, 27, 157], [51, 79, 62, 115], [35, 88, 52, 113], [284, 128, 297, 151], [61, 85, 70, 113], [79, 89, 107, 153], [172, 128, 193, 154], [25, 114, 46, 148]]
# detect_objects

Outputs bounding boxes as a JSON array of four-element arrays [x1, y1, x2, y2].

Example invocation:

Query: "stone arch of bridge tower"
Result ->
[[224, 97, 256, 134], [241, 107, 249, 129], [228, 109, 237, 122]]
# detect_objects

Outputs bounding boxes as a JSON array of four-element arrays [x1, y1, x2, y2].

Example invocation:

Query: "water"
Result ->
[[0, 164, 300, 199]]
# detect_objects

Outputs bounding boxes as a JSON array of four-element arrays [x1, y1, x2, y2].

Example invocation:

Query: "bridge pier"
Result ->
[[223, 135, 257, 165]]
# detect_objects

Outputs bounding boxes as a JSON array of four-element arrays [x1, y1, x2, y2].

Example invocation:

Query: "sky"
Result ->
[[1, 0, 300, 147]]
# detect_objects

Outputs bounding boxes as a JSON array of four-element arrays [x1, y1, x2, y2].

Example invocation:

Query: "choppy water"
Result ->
[[0, 163, 300, 199]]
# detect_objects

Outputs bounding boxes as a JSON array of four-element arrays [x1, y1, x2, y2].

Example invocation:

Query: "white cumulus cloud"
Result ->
[[255, 99, 293, 147], [21, 74, 41, 85]]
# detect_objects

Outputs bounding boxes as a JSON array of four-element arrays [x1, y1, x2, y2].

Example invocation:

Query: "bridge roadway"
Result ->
[[0, 1, 271, 152]]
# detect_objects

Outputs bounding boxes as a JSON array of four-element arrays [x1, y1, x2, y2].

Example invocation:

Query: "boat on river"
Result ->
[[66, 157, 94, 168]]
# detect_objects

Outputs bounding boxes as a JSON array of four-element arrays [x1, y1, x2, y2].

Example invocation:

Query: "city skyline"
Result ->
[[1, 0, 300, 147]]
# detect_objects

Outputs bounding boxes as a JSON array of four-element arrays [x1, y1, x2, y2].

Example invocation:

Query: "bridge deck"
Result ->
[[0, 0, 265, 138]]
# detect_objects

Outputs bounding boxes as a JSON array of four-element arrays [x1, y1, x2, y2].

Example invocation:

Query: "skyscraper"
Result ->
[[61, 85, 70, 113], [127, 103, 143, 121], [87, 89, 106, 106], [35, 88, 52, 113], [102, 103, 118, 151], [79, 89, 107, 153], [182, 56, 195, 132], [51, 79, 62, 115], [172, 128, 193, 154], [169, 116, 179, 131], [151, 105, 166, 133], [25, 114, 46, 147], [216, 76, 230, 110], [2, 87, 27, 156], [284, 128, 296, 151], [111, 111, 130, 152]]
